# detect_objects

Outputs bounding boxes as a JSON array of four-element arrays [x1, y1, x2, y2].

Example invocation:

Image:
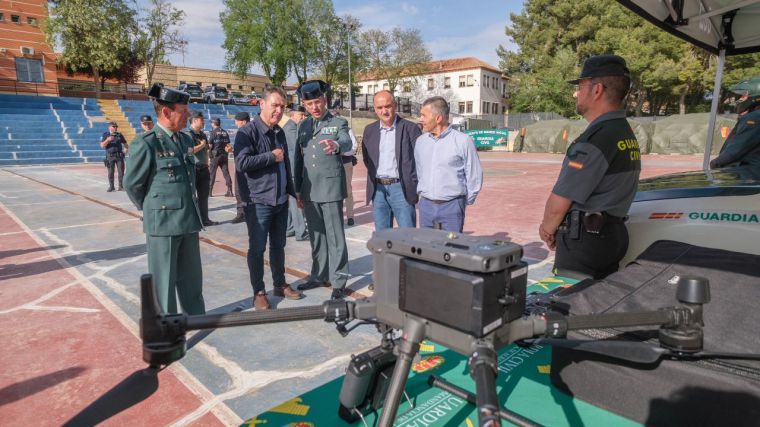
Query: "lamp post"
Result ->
[[344, 21, 356, 129]]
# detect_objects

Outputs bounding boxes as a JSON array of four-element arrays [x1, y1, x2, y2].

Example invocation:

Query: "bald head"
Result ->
[[373, 90, 397, 127]]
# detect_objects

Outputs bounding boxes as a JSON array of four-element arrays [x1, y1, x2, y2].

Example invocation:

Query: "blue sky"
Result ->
[[140, 0, 522, 84]]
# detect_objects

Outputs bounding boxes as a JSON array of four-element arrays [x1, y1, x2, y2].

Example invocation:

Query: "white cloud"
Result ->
[[426, 22, 515, 68], [400, 2, 419, 15]]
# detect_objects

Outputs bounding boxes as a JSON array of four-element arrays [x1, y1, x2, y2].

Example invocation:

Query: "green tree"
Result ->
[[309, 14, 363, 89], [358, 27, 431, 93], [136, 0, 187, 88], [44, 0, 138, 99]]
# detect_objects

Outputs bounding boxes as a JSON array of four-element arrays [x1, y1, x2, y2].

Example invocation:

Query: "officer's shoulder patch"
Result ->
[[748, 120, 756, 126]]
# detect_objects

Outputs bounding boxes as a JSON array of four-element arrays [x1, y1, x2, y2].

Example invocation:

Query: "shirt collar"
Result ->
[[155, 122, 174, 139], [430, 125, 453, 140], [254, 114, 280, 135], [380, 115, 399, 131], [588, 110, 626, 128]]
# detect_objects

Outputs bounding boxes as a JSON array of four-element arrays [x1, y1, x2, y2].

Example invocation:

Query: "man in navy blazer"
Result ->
[[362, 90, 422, 230]]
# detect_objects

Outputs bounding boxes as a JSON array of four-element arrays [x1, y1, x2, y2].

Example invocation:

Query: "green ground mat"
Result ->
[[244, 277, 639, 427]]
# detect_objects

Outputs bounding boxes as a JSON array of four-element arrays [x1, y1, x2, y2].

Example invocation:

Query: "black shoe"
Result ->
[[286, 231, 296, 237], [117, 186, 124, 191], [225, 190, 234, 197], [347, 218, 354, 226], [203, 220, 218, 227], [297, 281, 330, 291], [368, 283, 374, 291], [107, 187, 115, 192], [231, 215, 245, 224], [331, 287, 351, 300]]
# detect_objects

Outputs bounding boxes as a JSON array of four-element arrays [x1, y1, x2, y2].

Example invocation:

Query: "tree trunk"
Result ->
[[94, 66, 101, 99], [635, 88, 645, 117], [679, 89, 687, 115]]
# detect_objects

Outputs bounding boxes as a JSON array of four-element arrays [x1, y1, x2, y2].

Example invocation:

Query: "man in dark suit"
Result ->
[[361, 90, 422, 229]]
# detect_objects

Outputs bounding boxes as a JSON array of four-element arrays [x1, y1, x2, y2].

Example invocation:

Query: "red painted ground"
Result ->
[[0, 205, 225, 426]]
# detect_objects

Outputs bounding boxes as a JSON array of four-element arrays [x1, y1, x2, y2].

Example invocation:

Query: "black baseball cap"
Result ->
[[297, 80, 329, 100], [148, 83, 190, 104], [140, 115, 153, 123], [190, 111, 205, 119], [211, 117, 221, 125], [108, 121, 118, 127], [289, 103, 306, 113], [568, 54, 630, 84], [234, 111, 250, 121]]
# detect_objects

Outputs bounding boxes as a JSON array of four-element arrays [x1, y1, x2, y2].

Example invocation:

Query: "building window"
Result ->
[[484, 76, 489, 88], [0, 13, 5, 22], [383, 83, 389, 90], [27, 17, 38, 26], [459, 75, 466, 88], [467, 75, 474, 87], [15, 58, 44, 83], [226, 84, 232, 89], [238, 85, 243, 90], [427, 78, 434, 91], [466, 101, 472, 113], [444, 77, 451, 89], [483, 101, 489, 114], [196, 82, 201, 85], [11, 14, 20, 23], [502, 106, 506, 114], [403, 82, 411, 92], [458, 102, 465, 113], [495, 79, 499, 90], [493, 102, 499, 114]]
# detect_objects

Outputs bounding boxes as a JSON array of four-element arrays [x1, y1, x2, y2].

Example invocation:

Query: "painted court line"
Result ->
[[0, 201, 242, 425]]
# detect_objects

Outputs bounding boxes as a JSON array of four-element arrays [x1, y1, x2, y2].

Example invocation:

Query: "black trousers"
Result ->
[[106, 156, 124, 188], [195, 166, 211, 222], [209, 154, 232, 193], [555, 222, 629, 280]]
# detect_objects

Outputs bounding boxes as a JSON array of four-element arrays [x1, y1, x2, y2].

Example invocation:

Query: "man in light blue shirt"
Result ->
[[414, 96, 483, 232]]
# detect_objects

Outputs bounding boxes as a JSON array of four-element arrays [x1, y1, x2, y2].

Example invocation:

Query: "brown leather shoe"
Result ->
[[273, 284, 304, 300], [253, 292, 270, 310]]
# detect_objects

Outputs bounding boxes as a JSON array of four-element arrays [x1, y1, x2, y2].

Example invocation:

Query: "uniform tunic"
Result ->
[[552, 111, 641, 279], [294, 112, 352, 288], [710, 108, 760, 169], [124, 124, 205, 314]]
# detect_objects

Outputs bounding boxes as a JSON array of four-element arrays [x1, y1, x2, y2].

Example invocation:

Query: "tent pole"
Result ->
[[704, 48, 726, 171]]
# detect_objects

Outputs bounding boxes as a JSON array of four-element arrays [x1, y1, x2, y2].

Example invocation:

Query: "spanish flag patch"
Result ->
[[568, 160, 584, 170]]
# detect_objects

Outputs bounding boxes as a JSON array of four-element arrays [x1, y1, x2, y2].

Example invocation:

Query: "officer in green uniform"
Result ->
[[539, 55, 641, 280], [293, 80, 353, 299], [124, 84, 206, 315], [710, 76, 760, 169], [184, 111, 217, 226]]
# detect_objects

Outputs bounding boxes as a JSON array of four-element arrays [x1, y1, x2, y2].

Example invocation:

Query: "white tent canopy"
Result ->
[[618, 0, 760, 169]]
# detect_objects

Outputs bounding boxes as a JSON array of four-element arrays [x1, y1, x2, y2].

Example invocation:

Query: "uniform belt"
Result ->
[[376, 177, 399, 185], [562, 211, 626, 224]]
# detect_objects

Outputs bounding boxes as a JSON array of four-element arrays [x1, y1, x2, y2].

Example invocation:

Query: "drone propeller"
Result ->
[[526, 338, 760, 365], [62, 366, 161, 426]]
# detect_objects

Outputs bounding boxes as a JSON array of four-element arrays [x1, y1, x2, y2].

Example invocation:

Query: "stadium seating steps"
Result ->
[[0, 94, 261, 166]]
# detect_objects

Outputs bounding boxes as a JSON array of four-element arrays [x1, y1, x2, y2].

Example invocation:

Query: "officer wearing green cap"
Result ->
[[293, 80, 353, 299], [123, 83, 206, 315], [710, 76, 760, 169], [539, 54, 641, 280]]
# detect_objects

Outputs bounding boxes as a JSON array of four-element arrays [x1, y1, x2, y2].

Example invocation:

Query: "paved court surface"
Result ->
[[0, 152, 702, 425]]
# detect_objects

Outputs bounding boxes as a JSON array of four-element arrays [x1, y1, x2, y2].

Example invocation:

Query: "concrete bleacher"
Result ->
[[0, 93, 107, 166]]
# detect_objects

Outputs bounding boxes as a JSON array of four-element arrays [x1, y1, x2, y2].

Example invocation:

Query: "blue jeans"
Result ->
[[244, 202, 288, 294], [372, 182, 416, 230], [419, 196, 466, 233]]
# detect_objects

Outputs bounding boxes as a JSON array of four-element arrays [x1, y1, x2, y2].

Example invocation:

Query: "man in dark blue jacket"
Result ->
[[234, 87, 304, 310]]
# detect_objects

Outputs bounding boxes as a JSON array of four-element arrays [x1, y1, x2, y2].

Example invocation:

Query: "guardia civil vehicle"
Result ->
[[620, 0, 760, 266]]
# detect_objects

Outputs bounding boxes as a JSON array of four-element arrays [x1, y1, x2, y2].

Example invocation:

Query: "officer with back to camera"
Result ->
[[123, 84, 206, 315], [710, 76, 760, 169], [100, 121, 127, 192], [539, 54, 641, 280], [208, 117, 234, 197]]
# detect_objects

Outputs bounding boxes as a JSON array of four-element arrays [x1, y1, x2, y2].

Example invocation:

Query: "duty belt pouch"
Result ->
[[568, 210, 581, 239], [582, 212, 605, 234]]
